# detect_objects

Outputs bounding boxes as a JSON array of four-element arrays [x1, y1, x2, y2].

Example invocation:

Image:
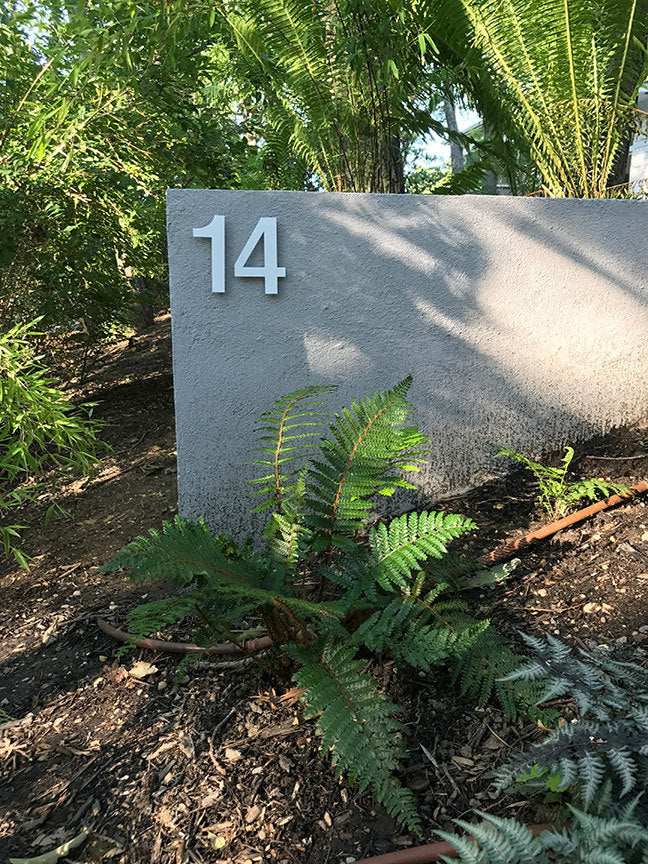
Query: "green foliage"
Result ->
[[1, 320, 103, 566], [438, 804, 648, 863], [367, 511, 477, 592], [219, 0, 481, 192], [429, 0, 648, 197], [289, 639, 421, 833], [496, 446, 631, 518], [496, 633, 648, 811], [0, 2, 252, 341], [306, 377, 429, 543], [435, 634, 648, 861], [102, 379, 534, 830], [250, 385, 337, 515], [451, 626, 557, 722]]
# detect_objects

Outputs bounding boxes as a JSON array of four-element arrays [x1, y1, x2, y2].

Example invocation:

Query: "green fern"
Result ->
[[352, 583, 489, 671], [306, 377, 429, 546], [125, 593, 202, 640], [100, 514, 344, 634], [496, 446, 631, 518], [367, 511, 477, 593], [288, 638, 421, 834], [451, 627, 557, 722], [250, 385, 336, 514], [102, 378, 537, 830], [497, 634, 648, 809]]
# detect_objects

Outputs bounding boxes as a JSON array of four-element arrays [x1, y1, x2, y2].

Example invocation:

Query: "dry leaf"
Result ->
[[129, 661, 158, 679], [245, 805, 261, 824], [9, 830, 89, 864], [224, 748, 242, 762]]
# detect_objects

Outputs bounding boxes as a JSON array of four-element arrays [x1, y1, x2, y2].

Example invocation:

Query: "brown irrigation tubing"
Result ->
[[478, 479, 648, 565], [98, 480, 648, 657], [96, 618, 273, 655], [353, 823, 554, 864]]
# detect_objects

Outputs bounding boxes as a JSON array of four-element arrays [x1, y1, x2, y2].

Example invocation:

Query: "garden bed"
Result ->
[[2, 315, 648, 864]]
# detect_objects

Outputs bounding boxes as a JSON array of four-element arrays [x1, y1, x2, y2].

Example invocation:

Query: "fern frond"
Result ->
[[250, 385, 336, 514], [452, 627, 554, 721], [352, 586, 489, 672], [99, 515, 263, 586], [288, 638, 421, 833], [264, 511, 311, 568], [497, 634, 648, 810], [497, 447, 632, 516], [542, 804, 648, 861], [125, 592, 202, 639], [437, 811, 547, 864], [440, 805, 648, 862], [99, 514, 343, 626], [502, 633, 648, 719], [306, 377, 429, 544], [368, 511, 477, 593]]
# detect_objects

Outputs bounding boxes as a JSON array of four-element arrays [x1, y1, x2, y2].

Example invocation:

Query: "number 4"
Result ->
[[192, 215, 286, 295], [234, 217, 286, 295]]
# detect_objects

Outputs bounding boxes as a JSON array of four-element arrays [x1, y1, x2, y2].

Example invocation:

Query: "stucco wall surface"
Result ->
[[167, 189, 648, 536]]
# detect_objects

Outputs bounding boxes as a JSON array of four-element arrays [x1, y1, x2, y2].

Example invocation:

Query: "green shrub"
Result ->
[[101, 378, 545, 831], [496, 446, 630, 518], [1, 320, 104, 567]]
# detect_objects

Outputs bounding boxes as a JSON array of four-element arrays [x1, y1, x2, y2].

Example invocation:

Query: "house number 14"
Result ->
[[192, 216, 286, 295]]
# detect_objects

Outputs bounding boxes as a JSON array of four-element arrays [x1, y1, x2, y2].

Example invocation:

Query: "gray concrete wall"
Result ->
[[167, 190, 648, 537]]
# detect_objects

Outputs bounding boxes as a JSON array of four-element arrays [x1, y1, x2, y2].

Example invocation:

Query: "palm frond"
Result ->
[[430, 0, 648, 196]]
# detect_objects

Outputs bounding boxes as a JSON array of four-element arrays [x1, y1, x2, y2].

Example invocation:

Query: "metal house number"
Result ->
[[192, 216, 286, 295]]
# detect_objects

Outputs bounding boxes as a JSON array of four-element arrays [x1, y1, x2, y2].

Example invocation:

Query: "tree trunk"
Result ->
[[444, 98, 464, 174]]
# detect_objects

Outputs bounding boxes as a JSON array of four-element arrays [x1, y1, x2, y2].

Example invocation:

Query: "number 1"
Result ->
[[192, 215, 225, 293]]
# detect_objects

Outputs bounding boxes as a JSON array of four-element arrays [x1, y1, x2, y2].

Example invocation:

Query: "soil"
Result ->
[[2, 315, 648, 864]]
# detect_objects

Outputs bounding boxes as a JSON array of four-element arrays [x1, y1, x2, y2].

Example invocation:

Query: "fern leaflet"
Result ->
[[250, 384, 336, 514], [306, 377, 429, 544], [288, 638, 421, 834]]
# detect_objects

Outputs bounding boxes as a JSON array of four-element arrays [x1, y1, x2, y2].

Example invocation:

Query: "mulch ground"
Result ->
[[2, 315, 648, 864]]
